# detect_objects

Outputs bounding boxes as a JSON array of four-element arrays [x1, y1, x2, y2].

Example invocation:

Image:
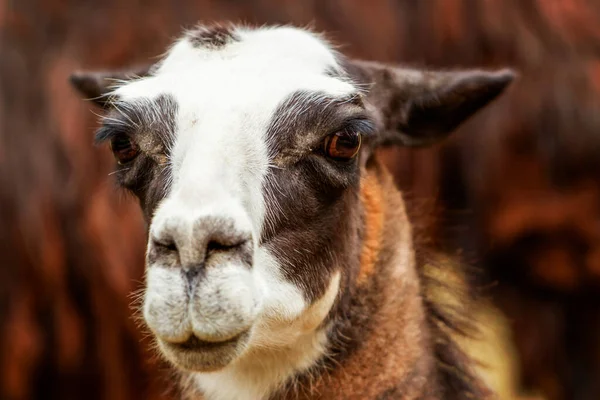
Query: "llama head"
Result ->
[[72, 25, 513, 375]]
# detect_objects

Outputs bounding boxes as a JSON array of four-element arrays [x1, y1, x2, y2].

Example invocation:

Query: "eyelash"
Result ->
[[315, 118, 374, 146], [335, 118, 374, 136]]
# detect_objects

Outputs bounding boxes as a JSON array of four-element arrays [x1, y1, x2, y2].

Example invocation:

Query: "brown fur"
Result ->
[[313, 158, 434, 399], [265, 157, 490, 399], [357, 168, 385, 285]]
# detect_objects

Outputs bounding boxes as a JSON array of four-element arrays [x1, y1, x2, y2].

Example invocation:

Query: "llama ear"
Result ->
[[69, 65, 151, 108], [345, 60, 515, 147]]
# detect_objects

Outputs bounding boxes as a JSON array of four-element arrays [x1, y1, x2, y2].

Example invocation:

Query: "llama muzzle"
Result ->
[[143, 200, 261, 371]]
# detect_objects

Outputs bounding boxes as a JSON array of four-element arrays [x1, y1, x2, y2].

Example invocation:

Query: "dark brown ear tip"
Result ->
[[69, 72, 85, 88], [69, 71, 99, 93], [474, 68, 517, 98], [69, 71, 91, 83], [492, 68, 518, 86], [69, 71, 111, 107]]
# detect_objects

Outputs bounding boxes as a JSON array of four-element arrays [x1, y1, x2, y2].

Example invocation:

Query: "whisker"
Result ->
[[108, 168, 129, 176]]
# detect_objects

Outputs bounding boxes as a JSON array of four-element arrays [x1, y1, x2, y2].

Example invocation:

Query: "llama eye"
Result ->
[[323, 129, 361, 161], [110, 135, 139, 164]]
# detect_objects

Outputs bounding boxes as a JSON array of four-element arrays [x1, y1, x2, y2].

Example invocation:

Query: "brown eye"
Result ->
[[323, 129, 361, 161], [110, 135, 139, 164]]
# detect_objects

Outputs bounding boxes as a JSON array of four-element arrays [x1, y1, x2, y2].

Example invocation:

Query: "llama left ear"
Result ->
[[345, 60, 515, 147], [69, 65, 150, 108]]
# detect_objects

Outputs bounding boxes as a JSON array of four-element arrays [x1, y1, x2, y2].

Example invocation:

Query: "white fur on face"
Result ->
[[194, 271, 342, 400], [113, 26, 356, 399]]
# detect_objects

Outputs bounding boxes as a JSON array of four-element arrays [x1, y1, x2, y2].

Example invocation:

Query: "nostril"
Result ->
[[206, 238, 251, 259], [206, 240, 243, 253], [152, 237, 178, 253], [204, 237, 253, 267]]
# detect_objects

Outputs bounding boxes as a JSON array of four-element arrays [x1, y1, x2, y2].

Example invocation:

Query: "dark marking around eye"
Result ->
[[95, 94, 179, 222], [95, 94, 177, 147], [265, 90, 373, 163]]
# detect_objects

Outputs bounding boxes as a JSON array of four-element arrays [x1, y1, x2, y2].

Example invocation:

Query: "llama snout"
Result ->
[[142, 202, 261, 371], [148, 212, 254, 270]]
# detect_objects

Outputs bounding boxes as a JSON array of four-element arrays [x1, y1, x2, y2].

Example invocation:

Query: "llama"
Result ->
[[71, 25, 514, 400]]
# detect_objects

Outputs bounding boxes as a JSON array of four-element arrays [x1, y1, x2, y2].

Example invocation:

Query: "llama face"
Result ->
[[98, 26, 369, 372], [75, 24, 514, 394]]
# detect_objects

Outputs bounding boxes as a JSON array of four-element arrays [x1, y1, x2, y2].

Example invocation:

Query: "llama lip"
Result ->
[[168, 332, 247, 352], [158, 330, 250, 371]]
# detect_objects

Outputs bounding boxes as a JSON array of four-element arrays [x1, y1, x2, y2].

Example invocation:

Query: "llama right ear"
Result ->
[[69, 65, 151, 108], [345, 60, 515, 147]]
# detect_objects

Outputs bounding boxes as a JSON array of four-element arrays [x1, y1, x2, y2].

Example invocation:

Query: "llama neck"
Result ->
[[288, 158, 439, 399]]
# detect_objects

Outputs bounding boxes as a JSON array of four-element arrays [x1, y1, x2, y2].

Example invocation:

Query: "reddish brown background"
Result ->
[[1, 1, 600, 399]]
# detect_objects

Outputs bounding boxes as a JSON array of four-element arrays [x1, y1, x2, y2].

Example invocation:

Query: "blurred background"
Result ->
[[1, 1, 600, 399]]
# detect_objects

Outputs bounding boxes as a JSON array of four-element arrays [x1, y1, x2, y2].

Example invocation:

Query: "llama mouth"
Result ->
[[167, 332, 247, 352], [158, 330, 250, 371]]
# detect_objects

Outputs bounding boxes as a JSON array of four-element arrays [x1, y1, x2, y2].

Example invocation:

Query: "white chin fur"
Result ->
[[193, 265, 342, 400]]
